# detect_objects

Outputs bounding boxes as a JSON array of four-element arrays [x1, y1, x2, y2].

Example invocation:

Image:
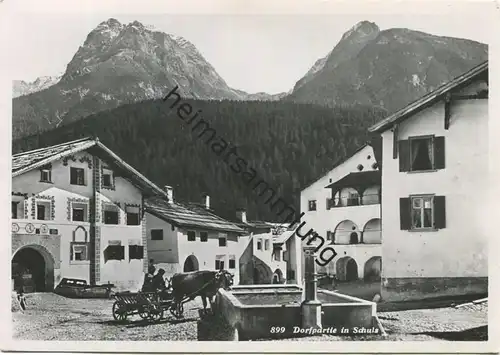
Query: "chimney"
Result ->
[[164, 185, 174, 203], [203, 194, 210, 209], [236, 209, 247, 223]]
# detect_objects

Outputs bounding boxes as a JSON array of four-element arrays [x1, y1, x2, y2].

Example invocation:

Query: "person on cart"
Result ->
[[141, 265, 156, 292], [151, 268, 169, 300]]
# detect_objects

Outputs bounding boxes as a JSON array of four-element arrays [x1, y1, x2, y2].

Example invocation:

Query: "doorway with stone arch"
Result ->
[[12, 245, 55, 292], [335, 256, 359, 282], [183, 255, 199, 272]]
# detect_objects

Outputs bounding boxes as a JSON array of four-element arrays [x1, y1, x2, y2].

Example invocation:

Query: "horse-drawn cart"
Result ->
[[110, 270, 233, 323], [111, 291, 184, 322]]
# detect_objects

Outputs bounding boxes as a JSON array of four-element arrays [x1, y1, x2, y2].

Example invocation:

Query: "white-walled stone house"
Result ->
[[145, 191, 247, 284], [11, 137, 168, 292], [368, 61, 488, 302], [299, 144, 382, 282]]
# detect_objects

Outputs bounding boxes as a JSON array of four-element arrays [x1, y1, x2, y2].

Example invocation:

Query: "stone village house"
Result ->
[[144, 189, 248, 284], [146, 195, 302, 286], [299, 144, 382, 282], [11, 137, 169, 292], [368, 60, 488, 302], [234, 211, 302, 286]]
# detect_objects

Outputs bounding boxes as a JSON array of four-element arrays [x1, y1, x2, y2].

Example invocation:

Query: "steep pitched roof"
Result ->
[[145, 197, 245, 234], [12, 137, 168, 198], [369, 61, 488, 133]]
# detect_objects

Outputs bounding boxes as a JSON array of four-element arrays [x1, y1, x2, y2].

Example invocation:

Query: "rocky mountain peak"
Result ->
[[341, 21, 380, 41]]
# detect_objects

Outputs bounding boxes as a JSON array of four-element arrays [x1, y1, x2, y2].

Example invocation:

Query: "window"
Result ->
[[257, 239, 262, 250], [219, 233, 227, 247], [308, 200, 317, 211], [70, 243, 89, 261], [187, 231, 196, 241], [399, 136, 445, 172], [129, 245, 144, 260], [70, 167, 86, 185], [215, 256, 225, 270], [103, 204, 119, 224], [11, 201, 18, 219], [40, 169, 52, 183], [36, 201, 50, 220], [326, 230, 334, 243], [228, 256, 236, 269], [151, 229, 163, 240], [274, 250, 281, 261], [200, 232, 208, 242], [126, 206, 140, 225], [326, 198, 333, 210], [400, 195, 446, 230], [102, 168, 114, 188], [104, 242, 125, 262], [264, 239, 270, 250], [72, 203, 88, 222]]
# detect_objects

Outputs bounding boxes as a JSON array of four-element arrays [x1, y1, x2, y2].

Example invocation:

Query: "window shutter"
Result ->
[[399, 197, 411, 230], [434, 196, 446, 229], [398, 140, 410, 172], [434, 136, 445, 170]]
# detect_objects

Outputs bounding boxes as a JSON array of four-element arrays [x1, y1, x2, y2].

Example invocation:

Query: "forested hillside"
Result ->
[[13, 99, 385, 221]]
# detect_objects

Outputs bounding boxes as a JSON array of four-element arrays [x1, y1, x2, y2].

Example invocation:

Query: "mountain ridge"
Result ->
[[12, 18, 284, 138], [288, 21, 487, 112]]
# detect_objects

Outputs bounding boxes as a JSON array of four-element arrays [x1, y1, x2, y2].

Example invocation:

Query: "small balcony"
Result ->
[[327, 193, 380, 209], [325, 170, 381, 209]]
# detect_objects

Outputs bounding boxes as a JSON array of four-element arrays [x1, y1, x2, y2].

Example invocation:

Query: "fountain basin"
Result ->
[[215, 284, 378, 340]]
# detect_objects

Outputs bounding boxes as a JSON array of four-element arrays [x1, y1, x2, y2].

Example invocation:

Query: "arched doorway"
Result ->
[[335, 256, 359, 282], [12, 246, 54, 292], [272, 269, 284, 284], [349, 232, 359, 244], [183, 255, 199, 272], [364, 256, 382, 281]]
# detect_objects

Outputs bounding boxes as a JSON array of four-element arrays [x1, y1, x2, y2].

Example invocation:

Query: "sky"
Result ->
[[4, 1, 495, 94]]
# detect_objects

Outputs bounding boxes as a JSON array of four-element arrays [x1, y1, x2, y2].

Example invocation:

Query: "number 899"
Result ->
[[270, 326, 285, 333]]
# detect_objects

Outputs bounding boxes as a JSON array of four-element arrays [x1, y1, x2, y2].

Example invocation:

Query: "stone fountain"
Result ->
[[301, 245, 322, 330]]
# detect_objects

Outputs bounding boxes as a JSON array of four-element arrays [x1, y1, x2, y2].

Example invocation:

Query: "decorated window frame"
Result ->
[[31, 194, 55, 221], [67, 197, 90, 222], [101, 165, 116, 190], [12, 192, 28, 219], [102, 201, 121, 225], [63, 154, 93, 169], [125, 203, 141, 225], [70, 226, 90, 263]]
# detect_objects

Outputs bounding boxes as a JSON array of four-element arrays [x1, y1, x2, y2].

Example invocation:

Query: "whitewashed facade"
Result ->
[[369, 61, 489, 301], [11, 138, 168, 292], [299, 145, 382, 281]]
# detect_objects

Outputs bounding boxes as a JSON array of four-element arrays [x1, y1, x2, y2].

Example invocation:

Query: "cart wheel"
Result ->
[[139, 307, 149, 319], [112, 301, 127, 322], [169, 302, 184, 319], [148, 306, 164, 322]]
